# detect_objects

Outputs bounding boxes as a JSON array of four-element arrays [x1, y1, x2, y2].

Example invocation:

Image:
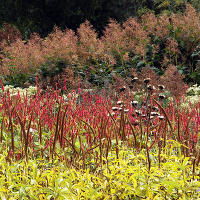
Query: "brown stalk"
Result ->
[[103, 103, 119, 162], [119, 104, 125, 141], [60, 104, 68, 148], [77, 113, 104, 165], [175, 101, 181, 142], [196, 150, 200, 167], [4, 95, 19, 157], [102, 116, 111, 168], [158, 140, 162, 168], [183, 112, 194, 156], [79, 135, 86, 169], [8, 110, 15, 156], [20, 126, 23, 143], [85, 144, 100, 153], [77, 118, 96, 137], [25, 112, 33, 158], [16, 112, 27, 158], [103, 117, 109, 139], [52, 103, 62, 155], [38, 118, 42, 144], [146, 104, 152, 172], [127, 119, 137, 147], [0, 115, 4, 143], [78, 135, 83, 155], [192, 157, 196, 180], [163, 121, 167, 148], [177, 112, 181, 142], [139, 115, 143, 145], [38, 118, 44, 158], [63, 136, 78, 154], [153, 98, 173, 131]]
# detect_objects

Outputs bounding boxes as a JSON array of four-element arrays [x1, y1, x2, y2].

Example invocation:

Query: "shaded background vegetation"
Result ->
[[0, 0, 200, 39], [0, 0, 200, 89]]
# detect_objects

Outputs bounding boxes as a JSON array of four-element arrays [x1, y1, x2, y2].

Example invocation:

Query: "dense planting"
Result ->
[[1, 3, 200, 89], [0, 3, 200, 199], [0, 82, 199, 199]]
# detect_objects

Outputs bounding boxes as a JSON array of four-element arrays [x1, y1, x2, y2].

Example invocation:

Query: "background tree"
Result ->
[[0, 0, 200, 38]]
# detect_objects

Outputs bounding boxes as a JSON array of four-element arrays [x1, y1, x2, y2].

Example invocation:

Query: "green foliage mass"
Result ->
[[0, 142, 199, 199]]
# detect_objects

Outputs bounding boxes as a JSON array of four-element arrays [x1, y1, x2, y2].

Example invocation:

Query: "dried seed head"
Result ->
[[159, 94, 165, 100], [147, 84, 153, 91], [147, 85, 156, 92], [135, 110, 141, 115], [124, 109, 129, 113], [158, 85, 165, 90], [150, 116, 155, 120], [131, 77, 139, 83], [119, 86, 126, 92], [112, 107, 118, 111], [158, 115, 165, 120], [144, 78, 151, 84], [129, 85, 133, 89], [119, 107, 123, 111], [151, 112, 159, 117], [117, 101, 123, 105], [131, 100, 138, 107]]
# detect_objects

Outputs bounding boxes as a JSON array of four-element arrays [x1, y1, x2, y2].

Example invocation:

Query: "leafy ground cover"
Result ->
[[0, 81, 199, 199]]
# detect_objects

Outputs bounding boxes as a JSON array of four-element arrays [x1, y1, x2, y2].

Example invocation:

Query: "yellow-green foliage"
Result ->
[[0, 141, 199, 200]]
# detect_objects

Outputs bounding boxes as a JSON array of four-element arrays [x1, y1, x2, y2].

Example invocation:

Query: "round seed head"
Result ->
[[144, 78, 151, 84], [119, 86, 126, 93], [119, 107, 123, 111], [142, 114, 146, 118], [117, 101, 123, 105], [129, 85, 133, 89], [158, 115, 165, 120], [112, 107, 118, 111], [150, 116, 155, 120], [159, 94, 165, 100], [131, 77, 139, 83], [135, 110, 141, 115], [131, 100, 138, 107], [158, 85, 165, 90], [124, 109, 129, 113], [151, 112, 159, 116], [147, 84, 153, 91]]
